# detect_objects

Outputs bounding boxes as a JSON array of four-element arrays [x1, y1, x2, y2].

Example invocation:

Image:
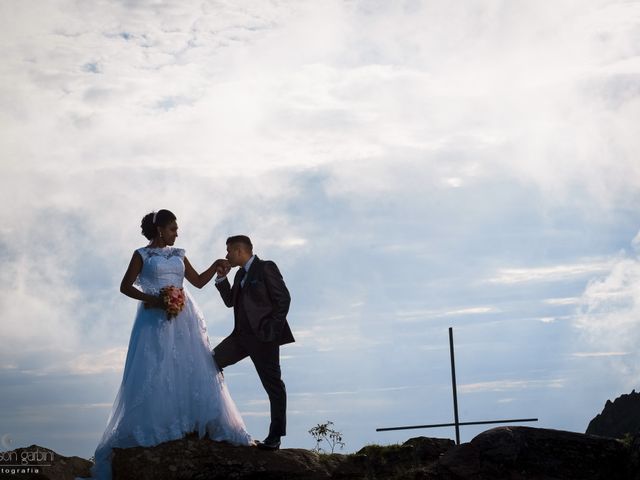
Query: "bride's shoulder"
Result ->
[[135, 246, 185, 259]]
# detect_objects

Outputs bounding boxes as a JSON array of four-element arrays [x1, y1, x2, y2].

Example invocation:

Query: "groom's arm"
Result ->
[[215, 276, 234, 307]]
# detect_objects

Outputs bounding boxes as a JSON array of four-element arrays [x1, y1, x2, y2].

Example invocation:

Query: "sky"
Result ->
[[1, 0, 640, 459]]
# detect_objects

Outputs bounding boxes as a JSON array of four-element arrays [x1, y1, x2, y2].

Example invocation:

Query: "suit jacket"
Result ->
[[216, 256, 294, 345]]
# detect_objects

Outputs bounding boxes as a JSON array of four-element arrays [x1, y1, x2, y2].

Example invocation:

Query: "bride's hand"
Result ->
[[144, 295, 165, 310], [213, 259, 231, 277]]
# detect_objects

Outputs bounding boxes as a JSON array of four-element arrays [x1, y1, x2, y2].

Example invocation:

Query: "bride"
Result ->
[[88, 209, 252, 479]]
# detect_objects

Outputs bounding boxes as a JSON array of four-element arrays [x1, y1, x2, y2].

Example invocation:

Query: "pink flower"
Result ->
[[159, 286, 185, 320]]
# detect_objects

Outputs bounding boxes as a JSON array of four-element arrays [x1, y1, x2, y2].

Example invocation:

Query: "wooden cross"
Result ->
[[376, 327, 538, 444]]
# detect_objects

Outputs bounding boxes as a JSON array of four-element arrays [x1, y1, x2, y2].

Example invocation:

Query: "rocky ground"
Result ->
[[2, 427, 639, 480], [0, 444, 91, 480], [4, 390, 640, 480]]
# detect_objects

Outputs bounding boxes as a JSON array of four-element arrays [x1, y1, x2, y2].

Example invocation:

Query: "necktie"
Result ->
[[237, 268, 247, 289]]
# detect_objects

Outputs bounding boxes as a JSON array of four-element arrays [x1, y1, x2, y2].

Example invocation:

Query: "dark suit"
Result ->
[[214, 256, 293, 438]]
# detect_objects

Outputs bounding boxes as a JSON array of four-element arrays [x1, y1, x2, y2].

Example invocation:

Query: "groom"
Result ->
[[213, 235, 294, 450]]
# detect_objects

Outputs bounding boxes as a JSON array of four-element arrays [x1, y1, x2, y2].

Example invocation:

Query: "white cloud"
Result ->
[[538, 317, 556, 324], [1, 0, 640, 458], [65, 348, 128, 375], [487, 259, 615, 284], [574, 233, 640, 384], [294, 321, 383, 353], [396, 306, 499, 322], [238, 411, 270, 418], [0, 242, 83, 357], [571, 352, 630, 358], [459, 378, 565, 394], [544, 297, 581, 306], [4, 0, 639, 207], [292, 385, 421, 397]]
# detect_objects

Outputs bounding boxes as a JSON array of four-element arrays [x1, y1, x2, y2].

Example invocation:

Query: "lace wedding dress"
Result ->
[[88, 246, 252, 479]]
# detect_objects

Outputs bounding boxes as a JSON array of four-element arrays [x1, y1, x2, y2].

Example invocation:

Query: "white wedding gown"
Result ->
[[88, 246, 252, 480]]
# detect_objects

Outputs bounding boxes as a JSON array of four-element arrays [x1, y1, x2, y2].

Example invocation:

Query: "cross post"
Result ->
[[376, 327, 538, 444]]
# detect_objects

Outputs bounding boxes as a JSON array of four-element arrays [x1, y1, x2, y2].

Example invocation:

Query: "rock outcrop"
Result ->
[[4, 426, 640, 479], [587, 389, 640, 439], [355, 436, 455, 478], [434, 426, 632, 480], [111, 427, 640, 480], [111, 434, 454, 480], [0, 444, 91, 480]]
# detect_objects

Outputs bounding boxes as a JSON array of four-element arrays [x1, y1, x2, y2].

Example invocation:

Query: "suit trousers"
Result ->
[[214, 333, 287, 438]]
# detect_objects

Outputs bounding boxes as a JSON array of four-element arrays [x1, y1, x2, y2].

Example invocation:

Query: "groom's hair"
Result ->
[[226, 235, 253, 252]]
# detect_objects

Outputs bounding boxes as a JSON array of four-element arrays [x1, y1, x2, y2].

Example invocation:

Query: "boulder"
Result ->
[[438, 426, 629, 480], [355, 437, 454, 478]]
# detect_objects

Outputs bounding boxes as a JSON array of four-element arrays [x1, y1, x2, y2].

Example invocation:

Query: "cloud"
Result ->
[[291, 385, 421, 397], [538, 317, 557, 324], [396, 306, 499, 322], [1, 0, 640, 458], [487, 259, 615, 285], [5, 0, 639, 202], [543, 297, 581, 306], [570, 352, 630, 358], [294, 320, 384, 353], [237, 411, 270, 418], [459, 378, 565, 394], [64, 348, 128, 375], [574, 231, 640, 384]]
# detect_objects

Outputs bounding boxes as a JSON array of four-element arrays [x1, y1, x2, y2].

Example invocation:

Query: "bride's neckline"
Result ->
[[144, 245, 175, 250]]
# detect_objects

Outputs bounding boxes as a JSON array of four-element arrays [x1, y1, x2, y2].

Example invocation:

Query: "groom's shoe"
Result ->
[[257, 436, 281, 451]]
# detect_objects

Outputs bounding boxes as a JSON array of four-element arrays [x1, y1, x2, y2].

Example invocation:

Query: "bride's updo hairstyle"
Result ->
[[140, 209, 177, 240]]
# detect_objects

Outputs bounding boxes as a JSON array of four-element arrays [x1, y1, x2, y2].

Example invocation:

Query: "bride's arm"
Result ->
[[120, 251, 163, 307], [184, 257, 229, 289]]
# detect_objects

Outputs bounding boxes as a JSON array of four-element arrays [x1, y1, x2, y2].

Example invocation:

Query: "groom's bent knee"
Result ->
[[213, 336, 248, 368]]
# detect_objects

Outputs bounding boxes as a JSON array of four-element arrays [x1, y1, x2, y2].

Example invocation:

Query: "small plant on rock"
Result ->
[[309, 421, 345, 454]]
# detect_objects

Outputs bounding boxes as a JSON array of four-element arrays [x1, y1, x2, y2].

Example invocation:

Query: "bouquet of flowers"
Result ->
[[159, 286, 185, 320]]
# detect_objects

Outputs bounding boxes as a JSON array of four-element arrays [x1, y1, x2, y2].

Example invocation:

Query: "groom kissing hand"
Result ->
[[212, 235, 294, 451]]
